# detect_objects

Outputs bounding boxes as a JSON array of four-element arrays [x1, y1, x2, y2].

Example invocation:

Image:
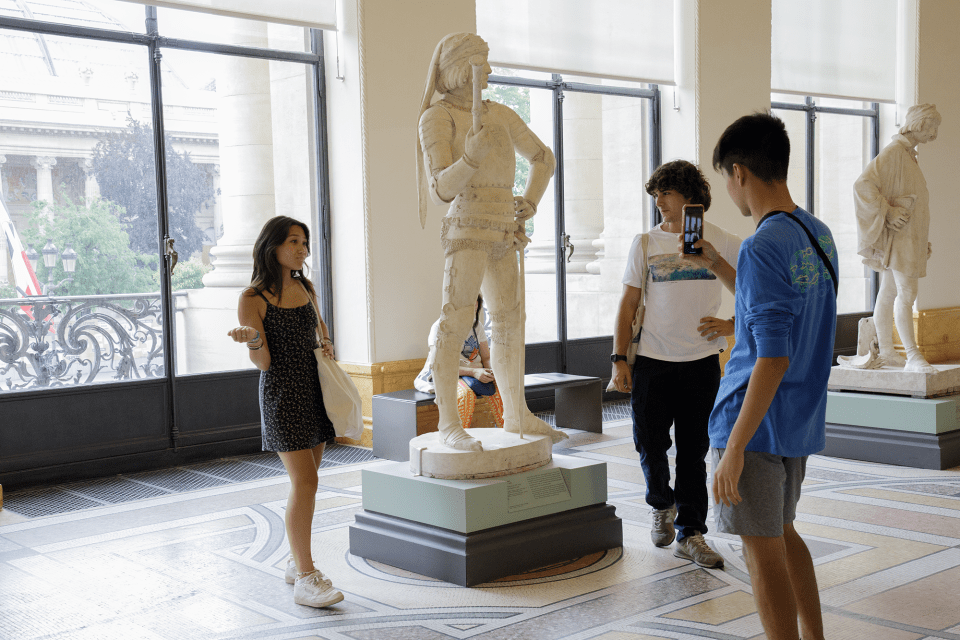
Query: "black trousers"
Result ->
[[630, 354, 721, 540]]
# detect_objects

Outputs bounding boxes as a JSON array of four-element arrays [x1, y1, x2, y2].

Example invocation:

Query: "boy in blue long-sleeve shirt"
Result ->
[[709, 113, 837, 640]]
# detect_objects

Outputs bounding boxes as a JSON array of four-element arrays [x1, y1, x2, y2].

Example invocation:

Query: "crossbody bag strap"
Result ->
[[782, 211, 838, 297]]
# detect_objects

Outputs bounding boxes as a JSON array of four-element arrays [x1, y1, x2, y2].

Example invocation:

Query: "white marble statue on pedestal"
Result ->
[[416, 32, 567, 452], [851, 104, 941, 374]]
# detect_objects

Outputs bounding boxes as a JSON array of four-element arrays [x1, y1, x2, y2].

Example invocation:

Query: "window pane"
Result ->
[[485, 81, 558, 343], [156, 6, 309, 52], [0, 30, 166, 392], [1, 0, 146, 33], [162, 47, 319, 375], [563, 90, 651, 340], [491, 66, 552, 83], [771, 107, 807, 210], [816, 111, 873, 313]]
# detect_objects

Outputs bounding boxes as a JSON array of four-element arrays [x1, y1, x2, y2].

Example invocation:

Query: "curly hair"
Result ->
[[644, 160, 712, 211]]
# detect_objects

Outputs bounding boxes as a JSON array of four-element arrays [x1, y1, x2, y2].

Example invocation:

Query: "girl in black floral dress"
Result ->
[[228, 216, 343, 609]]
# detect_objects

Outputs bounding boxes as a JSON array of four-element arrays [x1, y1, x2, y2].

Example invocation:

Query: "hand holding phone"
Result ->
[[682, 204, 704, 255]]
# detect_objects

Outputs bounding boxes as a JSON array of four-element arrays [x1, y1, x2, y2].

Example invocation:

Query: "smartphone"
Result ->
[[682, 204, 704, 255]]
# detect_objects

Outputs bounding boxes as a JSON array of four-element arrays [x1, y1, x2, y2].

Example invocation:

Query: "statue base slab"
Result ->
[[350, 455, 622, 586], [409, 429, 552, 479], [829, 362, 960, 398], [825, 390, 960, 469]]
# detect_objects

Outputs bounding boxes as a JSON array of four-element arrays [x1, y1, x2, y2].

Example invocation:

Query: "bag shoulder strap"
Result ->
[[298, 280, 323, 339], [782, 211, 839, 298], [640, 232, 650, 300]]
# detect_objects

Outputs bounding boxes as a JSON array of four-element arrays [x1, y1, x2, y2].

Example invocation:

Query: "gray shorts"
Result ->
[[712, 448, 807, 537]]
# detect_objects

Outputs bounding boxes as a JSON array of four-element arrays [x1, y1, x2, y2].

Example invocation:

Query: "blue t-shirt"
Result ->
[[708, 208, 838, 457]]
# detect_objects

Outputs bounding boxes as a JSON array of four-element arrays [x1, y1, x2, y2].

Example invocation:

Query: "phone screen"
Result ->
[[682, 204, 704, 255]]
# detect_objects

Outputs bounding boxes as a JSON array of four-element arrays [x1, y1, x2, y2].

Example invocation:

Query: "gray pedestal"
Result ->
[[349, 455, 622, 586], [350, 504, 621, 587], [825, 390, 960, 469]]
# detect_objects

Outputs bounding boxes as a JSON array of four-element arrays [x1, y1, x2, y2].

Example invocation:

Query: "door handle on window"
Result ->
[[562, 234, 574, 263], [164, 237, 178, 274]]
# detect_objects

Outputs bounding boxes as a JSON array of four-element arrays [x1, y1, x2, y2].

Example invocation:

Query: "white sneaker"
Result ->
[[285, 555, 325, 585], [294, 570, 344, 608]]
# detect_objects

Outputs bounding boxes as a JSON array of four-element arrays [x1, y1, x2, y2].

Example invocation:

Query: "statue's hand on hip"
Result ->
[[513, 196, 537, 221], [464, 125, 492, 167], [885, 204, 911, 230]]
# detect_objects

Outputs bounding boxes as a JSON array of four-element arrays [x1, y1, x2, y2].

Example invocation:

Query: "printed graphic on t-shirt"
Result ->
[[789, 236, 836, 293], [648, 253, 716, 282]]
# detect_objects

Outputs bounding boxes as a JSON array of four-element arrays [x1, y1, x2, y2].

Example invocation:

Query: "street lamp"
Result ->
[[25, 244, 39, 272], [36, 238, 78, 295]]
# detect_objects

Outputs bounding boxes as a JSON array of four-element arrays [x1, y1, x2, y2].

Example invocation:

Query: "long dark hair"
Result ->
[[249, 215, 316, 305]]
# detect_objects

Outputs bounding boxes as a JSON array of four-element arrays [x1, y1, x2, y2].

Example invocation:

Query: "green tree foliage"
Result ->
[[91, 116, 212, 259], [167, 256, 210, 291], [483, 82, 533, 197], [23, 198, 158, 296]]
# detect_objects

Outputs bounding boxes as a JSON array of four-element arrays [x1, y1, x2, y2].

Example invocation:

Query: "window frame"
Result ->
[[488, 71, 661, 374], [771, 96, 881, 310]]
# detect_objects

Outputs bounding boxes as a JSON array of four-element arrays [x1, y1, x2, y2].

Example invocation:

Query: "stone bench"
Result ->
[[372, 373, 602, 462]]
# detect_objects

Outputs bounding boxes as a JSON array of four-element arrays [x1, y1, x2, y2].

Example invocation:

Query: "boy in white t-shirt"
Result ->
[[610, 160, 741, 568]]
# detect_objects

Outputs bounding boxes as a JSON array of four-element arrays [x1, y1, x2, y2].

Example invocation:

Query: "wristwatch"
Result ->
[[610, 354, 627, 363]]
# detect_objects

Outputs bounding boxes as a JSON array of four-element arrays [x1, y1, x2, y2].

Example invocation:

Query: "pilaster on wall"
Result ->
[[665, 0, 771, 321], [337, 358, 426, 447], [914, 0, 960, 312], [325, 0, 476, 368]]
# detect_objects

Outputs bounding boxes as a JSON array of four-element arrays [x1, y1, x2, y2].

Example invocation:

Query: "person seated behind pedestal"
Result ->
[[415, 295, 505, 429]]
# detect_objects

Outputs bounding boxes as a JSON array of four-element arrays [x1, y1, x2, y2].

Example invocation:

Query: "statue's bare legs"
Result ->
[[874, 269, 935, 373]]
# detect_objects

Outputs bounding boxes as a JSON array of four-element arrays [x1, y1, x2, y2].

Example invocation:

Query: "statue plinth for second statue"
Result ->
[[829, 362, 960, 398]]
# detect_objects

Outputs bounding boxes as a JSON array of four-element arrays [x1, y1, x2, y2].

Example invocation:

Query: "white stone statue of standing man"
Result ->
[[853, 104, 941, 373], [416, 32, 567, 451]]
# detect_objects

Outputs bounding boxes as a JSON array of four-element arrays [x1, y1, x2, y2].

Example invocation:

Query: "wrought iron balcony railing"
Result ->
[[0, 291, 185, 391]]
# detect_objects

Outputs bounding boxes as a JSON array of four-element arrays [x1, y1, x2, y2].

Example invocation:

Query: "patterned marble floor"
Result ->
[[2, 412, 959, 640]]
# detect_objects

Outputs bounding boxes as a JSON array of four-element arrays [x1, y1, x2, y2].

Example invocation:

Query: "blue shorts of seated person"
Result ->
[[460, 375, 496, 396], [712, 448, 807, 537]]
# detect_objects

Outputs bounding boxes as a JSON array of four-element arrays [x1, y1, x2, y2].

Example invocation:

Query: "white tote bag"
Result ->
[[305, 285, 364, 440]]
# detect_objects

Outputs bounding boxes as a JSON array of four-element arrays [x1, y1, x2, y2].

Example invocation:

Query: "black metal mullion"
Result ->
[[311, 29, 334, 341], [0, 14, 150, 43], [145, 7, 180, 451], [648, 85, 662, 229], [0, 16, 319, 64], [157, 36, 319, 63], [551, 74, 568, 373]]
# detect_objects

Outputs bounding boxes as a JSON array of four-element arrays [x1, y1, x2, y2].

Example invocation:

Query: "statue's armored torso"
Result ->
[[421, 100, 523, 260]]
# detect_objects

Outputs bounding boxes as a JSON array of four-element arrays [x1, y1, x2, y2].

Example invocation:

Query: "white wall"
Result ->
[[915, 0, 960, 310], [325, 0, 475, 365]]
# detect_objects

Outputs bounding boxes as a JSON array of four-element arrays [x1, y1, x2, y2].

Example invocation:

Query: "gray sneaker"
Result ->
[[674, 532, 724, 568], [650, 505, 677, 547]]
